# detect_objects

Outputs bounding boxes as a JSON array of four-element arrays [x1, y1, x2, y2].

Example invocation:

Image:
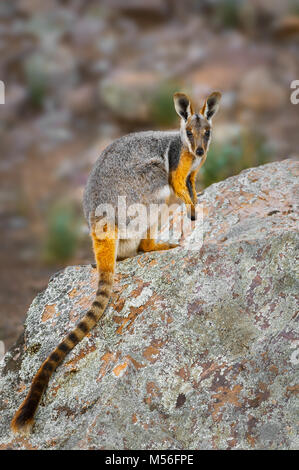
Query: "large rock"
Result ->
[[0, 159, 298, 450]]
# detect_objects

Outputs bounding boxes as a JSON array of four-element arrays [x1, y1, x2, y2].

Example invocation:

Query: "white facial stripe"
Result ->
[[181, 119, 196, 155]]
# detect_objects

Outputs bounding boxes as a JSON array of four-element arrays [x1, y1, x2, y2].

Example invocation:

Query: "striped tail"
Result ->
[[11, 227, 117, 435]]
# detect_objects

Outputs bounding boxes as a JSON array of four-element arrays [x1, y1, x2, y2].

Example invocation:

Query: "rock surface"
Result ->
[[0, 159, 298, 450]]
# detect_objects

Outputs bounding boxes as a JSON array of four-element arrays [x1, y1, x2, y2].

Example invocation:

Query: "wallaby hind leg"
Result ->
[[139, 239, 178, 252], [138, 225, 178, 253], [91, 223, 118, 274]]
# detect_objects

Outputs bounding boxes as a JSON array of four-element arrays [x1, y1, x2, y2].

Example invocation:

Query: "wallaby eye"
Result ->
[[186, 130, 193, 139], [205, 130, 211, 138]]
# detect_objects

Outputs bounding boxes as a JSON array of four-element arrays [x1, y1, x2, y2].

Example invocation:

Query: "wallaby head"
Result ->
[[173, 91, 221, 159]]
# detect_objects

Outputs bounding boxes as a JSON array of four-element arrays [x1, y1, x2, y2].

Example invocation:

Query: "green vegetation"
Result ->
[[24, 54, 47, 108], [43, 203, 82, 264], [150, 81, 182, 127], [213, 0, 244, 29], [289, 0, 299, 15], [200, 130, 271, 188]]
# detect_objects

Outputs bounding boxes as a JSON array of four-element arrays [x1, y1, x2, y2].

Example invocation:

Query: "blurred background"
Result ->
[[0, 0, 298, 352]]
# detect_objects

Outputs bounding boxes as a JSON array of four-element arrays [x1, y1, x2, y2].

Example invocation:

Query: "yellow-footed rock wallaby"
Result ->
[[11, 91, 221, 434]]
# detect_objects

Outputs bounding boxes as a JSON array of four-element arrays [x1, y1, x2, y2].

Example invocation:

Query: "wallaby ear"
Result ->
[[173, 92, 193, 121], [201, 91, 221, 121]]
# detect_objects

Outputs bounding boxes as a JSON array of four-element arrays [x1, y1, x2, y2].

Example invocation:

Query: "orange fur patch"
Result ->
[[138, 238, 177, 253], [138, 225, 178, 252], [169, 148, 194, 208], [91, 225, 118, 273]]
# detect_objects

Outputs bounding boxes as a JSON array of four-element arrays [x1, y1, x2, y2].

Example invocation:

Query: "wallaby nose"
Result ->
[[196, 147, 204, 157]]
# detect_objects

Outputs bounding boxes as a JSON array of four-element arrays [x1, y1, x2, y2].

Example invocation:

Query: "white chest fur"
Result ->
[[155, 184, 172, 201], [190, 156, 203, 172]]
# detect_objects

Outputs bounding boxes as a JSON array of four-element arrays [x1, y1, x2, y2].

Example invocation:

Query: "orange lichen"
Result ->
[[111, 297, 126, 313], [149, 259, 158, 267], [286, 385, 299, 396], [97, 351, 120, 381], [130, 279, 150, 298], [143, 339, 165, 364], [17, 382, 26, 394], [176, 366, 190, 381], [144, 381, 161, 405], [112, 361, 129, 377], [126, 355, 145, 370], [211, 384, 243, 422], [143, 346, 160, 363], [64, 343, 96, 368], [49, 383, 61, 398], [0, 435, 39, 450], [42, 304, 57, 323], [246, 434, 256, 447], [68, 294, 93, 323], [115, 293, 161, 335], [68, 288, 77, 298]]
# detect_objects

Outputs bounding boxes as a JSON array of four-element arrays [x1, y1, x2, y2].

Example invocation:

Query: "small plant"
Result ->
[[43, 202, 81, 264]]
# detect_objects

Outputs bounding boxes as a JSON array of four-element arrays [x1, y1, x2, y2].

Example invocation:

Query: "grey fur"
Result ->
[[83, 130, 182, 229]]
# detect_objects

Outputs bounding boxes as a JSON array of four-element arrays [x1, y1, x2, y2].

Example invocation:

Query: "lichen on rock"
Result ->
[[0, 159, 298, 449]]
